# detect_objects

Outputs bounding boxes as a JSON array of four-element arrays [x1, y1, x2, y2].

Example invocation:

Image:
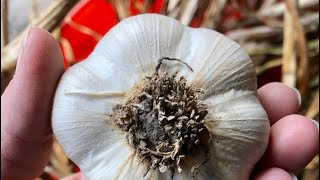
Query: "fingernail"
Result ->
[[17, 26, 34, 71], [289, 172, 298, 180], [311, 119, 319, 132], [289, 87, 301, 107]]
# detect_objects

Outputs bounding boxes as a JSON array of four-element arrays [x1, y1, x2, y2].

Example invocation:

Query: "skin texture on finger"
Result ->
[[252, 167, 293, 180], [258, 82, 300, 125], [258, 115, 319, 174], [1, 28, 64, 179], [60, 172, 87, 180]]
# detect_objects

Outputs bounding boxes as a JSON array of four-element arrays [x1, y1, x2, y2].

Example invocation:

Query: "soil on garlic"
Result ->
[[111, 57, 211, 176]]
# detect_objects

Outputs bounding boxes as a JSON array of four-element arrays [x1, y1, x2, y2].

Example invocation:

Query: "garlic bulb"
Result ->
[[52, 14, 270, 180]]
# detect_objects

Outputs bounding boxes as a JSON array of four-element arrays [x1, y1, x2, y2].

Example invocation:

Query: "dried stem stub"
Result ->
[[111, 57, 210, 175]]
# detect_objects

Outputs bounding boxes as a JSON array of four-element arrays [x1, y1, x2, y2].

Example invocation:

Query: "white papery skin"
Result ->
[[52, 14, 270, 180]]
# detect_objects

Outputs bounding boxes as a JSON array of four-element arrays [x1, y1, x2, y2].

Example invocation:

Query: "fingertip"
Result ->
[[289, 172, 298, 180], [260, 115, 319, 174], [311, 119, 319, 131], [15, 27, 64, 79], [252, 167, 292, 180], [288, 87, 301, 107], [258, 82, 300, 125], [2, 27, 64, 140]]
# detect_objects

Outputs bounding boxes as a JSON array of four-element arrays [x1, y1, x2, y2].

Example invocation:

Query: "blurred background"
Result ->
[[1, 0, 319, 179]]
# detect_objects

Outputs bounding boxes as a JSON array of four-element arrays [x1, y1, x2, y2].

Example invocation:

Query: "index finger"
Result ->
[[257, 82, 301, 125]]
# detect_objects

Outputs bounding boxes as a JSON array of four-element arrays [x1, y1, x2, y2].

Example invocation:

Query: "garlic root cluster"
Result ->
[[112, 57, 210, 175]]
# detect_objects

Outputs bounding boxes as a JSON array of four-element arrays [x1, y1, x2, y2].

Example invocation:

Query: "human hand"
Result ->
[[1, 27, 64, 179], [252, 83, 319, 179], [1, 27, 318, 180]]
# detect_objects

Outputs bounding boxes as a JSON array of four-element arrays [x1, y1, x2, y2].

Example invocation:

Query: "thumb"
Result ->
[[1, 27, 64, 179]]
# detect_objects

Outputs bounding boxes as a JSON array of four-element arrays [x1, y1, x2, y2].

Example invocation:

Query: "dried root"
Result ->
[[111, 57, 209, 175]]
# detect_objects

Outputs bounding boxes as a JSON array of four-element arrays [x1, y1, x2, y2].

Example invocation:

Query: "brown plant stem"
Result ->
[[179, 0, 199, 25], [201, 0, 226, 29], [226, 13, 318, 42], [1, 0, 8, 47], [305, 90, 319, 119], [1, 0, 79, 94], [285, 0, 309, 96], [282, 0, 296, 87], [258, 0, 318, 18], [112, 0, 129, 21]]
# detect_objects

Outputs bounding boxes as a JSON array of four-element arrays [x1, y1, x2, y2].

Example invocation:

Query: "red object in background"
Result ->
[[59, 0, 163, 68], [223, 4, 242, 22], [257, 66, 282, 88], [72, 162, 81, 173], [59, 0, 118, 68]]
